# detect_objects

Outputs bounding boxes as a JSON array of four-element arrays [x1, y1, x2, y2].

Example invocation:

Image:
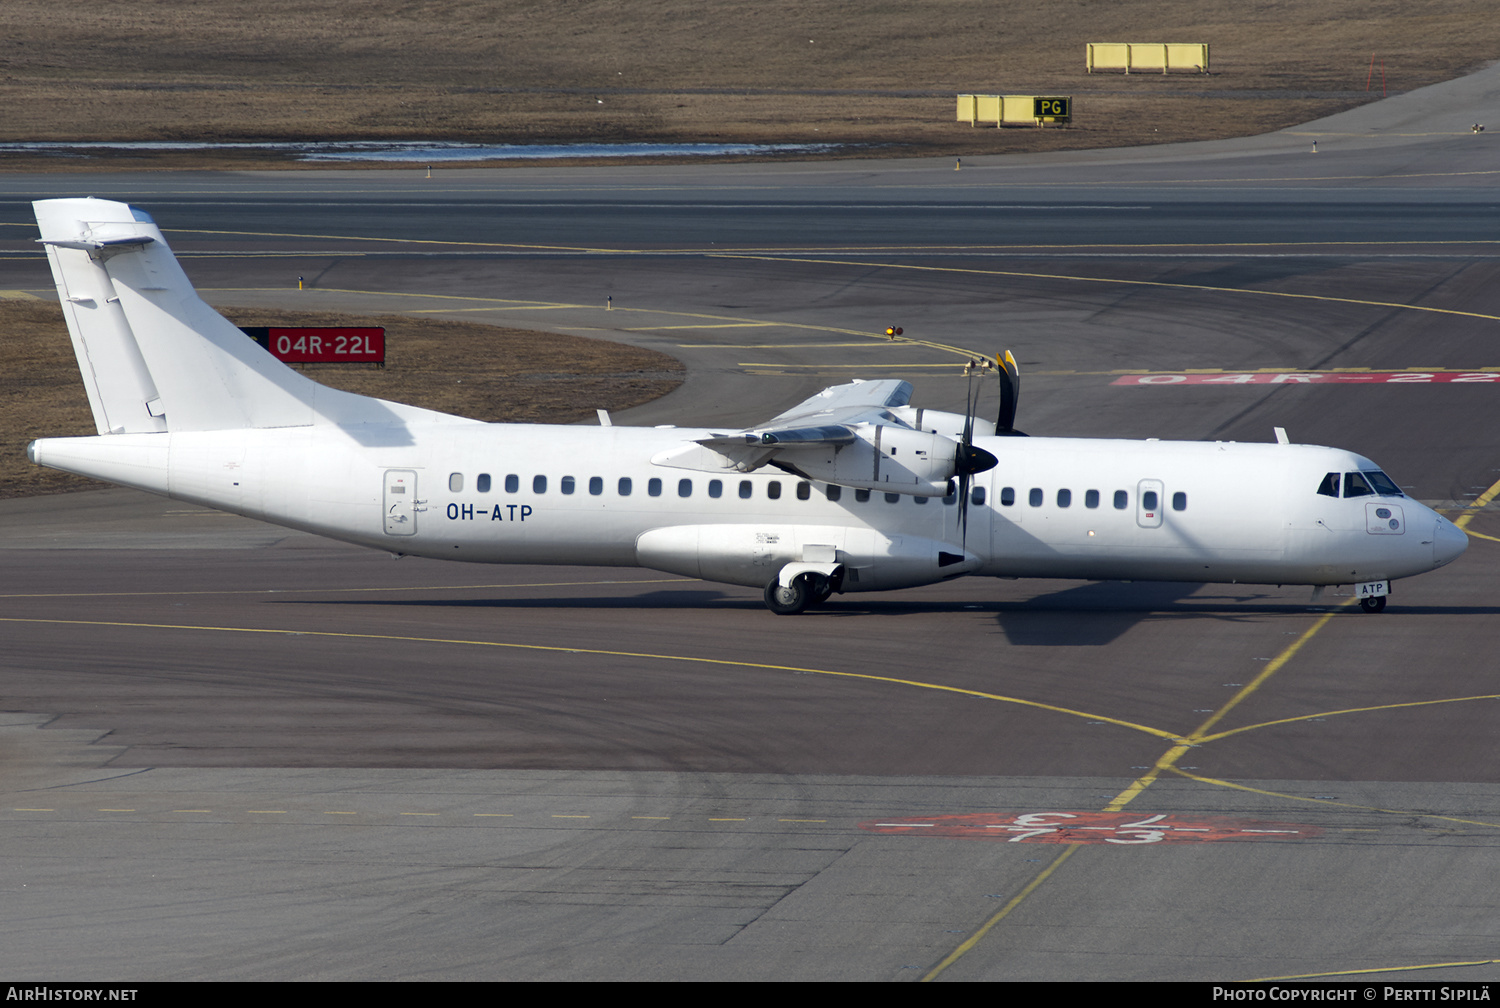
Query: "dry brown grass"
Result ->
[[0, 299, 682, 498], [1, 1, 1497, 167]]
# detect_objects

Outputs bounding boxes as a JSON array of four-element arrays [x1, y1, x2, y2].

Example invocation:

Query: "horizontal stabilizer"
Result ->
[[40, 234, 156, 255]]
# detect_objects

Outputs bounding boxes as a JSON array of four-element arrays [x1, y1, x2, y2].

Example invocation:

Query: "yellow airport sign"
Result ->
[[1086, 43, 1209, 74], [957, 95, 1071, 127]]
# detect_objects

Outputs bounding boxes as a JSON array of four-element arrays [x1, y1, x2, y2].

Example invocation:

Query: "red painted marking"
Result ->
[[1112, 372, 1499, 386], [858, 811, 1321, 844], [242, 327, 386, 363]]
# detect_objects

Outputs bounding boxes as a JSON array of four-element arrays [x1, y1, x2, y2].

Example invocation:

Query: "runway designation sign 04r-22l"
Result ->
[[239, 327, 385, 365]]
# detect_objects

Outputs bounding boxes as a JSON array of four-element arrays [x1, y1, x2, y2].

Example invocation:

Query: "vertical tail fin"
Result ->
[[36, 198, 323, 432], [36, 198, 470, 436]]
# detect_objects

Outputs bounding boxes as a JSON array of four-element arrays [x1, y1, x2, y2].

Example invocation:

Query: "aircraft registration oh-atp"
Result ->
[[27, 198, 1467, 614]]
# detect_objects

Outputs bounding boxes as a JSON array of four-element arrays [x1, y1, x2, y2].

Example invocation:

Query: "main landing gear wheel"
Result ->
[[764, 578, 809, 615], [1359, 595, 1387, 613], [765, 574, 830, 615]]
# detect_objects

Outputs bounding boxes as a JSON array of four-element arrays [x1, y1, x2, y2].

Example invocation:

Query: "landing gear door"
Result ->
[[1136, 478, 1164, 529], [384, 469, 418, 536]]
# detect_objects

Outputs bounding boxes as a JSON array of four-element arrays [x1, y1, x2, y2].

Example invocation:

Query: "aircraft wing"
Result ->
[[690, 378, 911, 452], [651, 379, 981, 496], [702, 376, 912, 447], [759, 379, 912, 432]]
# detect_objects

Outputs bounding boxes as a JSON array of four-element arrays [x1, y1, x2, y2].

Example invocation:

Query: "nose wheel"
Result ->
[[1359, 595, 1387, 613]]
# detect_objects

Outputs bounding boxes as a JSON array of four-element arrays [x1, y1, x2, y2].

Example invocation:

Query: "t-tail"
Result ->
[[28, 198, 474, 496]]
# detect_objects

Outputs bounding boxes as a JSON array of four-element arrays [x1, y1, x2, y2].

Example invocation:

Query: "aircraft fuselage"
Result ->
[[29, 423, 1466, 595]]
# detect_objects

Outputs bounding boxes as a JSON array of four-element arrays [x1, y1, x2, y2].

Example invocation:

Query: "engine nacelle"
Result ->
[[772, 424, 961, 497], [886, 406, 997, 441]]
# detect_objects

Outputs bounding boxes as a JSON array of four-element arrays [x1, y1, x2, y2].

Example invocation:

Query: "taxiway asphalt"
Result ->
[[1, 64, 1498, 981]]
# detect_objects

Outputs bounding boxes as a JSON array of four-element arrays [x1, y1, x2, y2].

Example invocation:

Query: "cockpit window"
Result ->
[[1342, 470, 1402, 498], [1317, 472, 1340, 498]]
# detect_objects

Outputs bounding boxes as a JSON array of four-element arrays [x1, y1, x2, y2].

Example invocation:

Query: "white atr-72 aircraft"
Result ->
[[28, 198, 1467, 614]]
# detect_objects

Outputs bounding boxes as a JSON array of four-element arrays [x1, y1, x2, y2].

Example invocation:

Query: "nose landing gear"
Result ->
[[1355, 579, 1390, 613]]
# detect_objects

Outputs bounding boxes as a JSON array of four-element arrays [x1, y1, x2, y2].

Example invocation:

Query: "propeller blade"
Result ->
[[957, 357, 996, 547], [996, 350, 1024, 435], [958, 471, 970, 545], [961, 359, 980, 440]]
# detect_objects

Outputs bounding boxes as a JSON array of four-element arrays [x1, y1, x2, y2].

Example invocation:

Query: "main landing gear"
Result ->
[[763, 571, 838, 615]]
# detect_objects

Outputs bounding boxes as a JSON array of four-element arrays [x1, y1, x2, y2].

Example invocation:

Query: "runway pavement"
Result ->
[[1, 64, 1498, 981]]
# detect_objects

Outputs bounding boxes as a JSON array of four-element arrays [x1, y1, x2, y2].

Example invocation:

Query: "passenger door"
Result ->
[[383, 469, 419, 536]]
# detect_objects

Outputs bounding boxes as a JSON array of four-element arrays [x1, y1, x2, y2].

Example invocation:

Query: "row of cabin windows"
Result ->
[[998, 486, 1187, 512], [447, 472, 1185, 512], [449, 471, 986, 504]]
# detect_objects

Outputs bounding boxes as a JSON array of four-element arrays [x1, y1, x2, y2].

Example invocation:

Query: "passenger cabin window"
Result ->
[[739, 480, 753, 499], [477, 473, 491, 493], [884, 492, 900, 504], [855, 489, 870, 502], [678, 478, 692, 498], [561, 476, 575, 495], [1113, 490, 1128, 510], [1000, 487, 1015, 506], [767, 482, 782, 500], [1057, 489, 1071, 508], [826, 485, 842, 502], [1172, 492, 1187, 511], [1084, 489, 1099, 509], [505, 474, 519, 493], [648, 478, 662, 497], [532, 475, 546, 494], [618, 477, 632, 496], [1142, 490, 1159, 511], [972, 486, 986, 506], [449, 473, 463, 492], [796, 482, 811, 501], [914, 495, 928, 505], [1029, 488, 1043, 507], [709, 480, 723, 498], [589, 476, 603, 496]]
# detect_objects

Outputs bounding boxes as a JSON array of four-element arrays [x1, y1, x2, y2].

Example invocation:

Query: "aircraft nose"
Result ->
[[1432, 517, 1468, 567]]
